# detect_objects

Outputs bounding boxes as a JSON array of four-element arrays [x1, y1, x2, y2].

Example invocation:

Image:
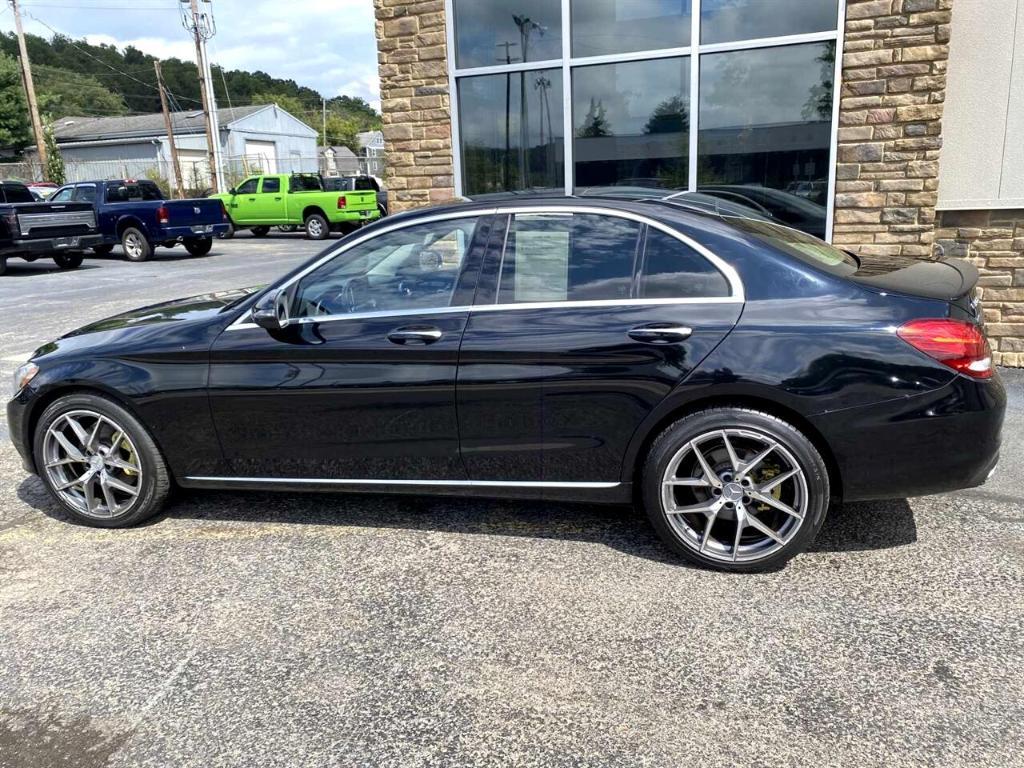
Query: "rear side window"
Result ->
[[639, 230, 730, 299], [261, 177, 280, 193], [289, 175, 323, 192], [498, 213, 641, 303], [4, 184, 34, 203], [140, 181, 164, 200]]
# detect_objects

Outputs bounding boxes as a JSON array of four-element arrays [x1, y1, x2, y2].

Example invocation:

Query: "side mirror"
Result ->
[[228, 187, 238, 196], [251, 288, 291, 331]]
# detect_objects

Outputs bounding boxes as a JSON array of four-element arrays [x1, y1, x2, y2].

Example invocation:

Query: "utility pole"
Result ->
[[496, 41, 517, 190], [155, 61, 185, 199], [182, 0, 223, 192], [322, 98, 327, 146], [9, 0, 48, 177]]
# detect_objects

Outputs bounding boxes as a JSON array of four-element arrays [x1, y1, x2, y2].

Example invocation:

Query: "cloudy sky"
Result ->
[[0, 0, 381, 110]]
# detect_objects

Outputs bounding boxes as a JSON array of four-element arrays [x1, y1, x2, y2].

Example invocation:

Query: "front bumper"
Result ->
[[812, 372, 1006, 502], [6, 233, 104, 257], [7, 388, 34, 474]]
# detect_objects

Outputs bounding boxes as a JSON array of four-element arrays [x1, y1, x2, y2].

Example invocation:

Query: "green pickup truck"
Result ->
[[213, 173, 379, 240]]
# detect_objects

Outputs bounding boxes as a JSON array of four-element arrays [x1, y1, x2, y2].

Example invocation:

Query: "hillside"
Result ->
[[0, 31, 380, 152]]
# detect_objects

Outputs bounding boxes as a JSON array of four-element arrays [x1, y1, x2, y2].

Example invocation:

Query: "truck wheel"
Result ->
[[121, 227, 152, 262], [92, 244, 114, 256], [304, 212, 329, 240], [53, 253, 83, 270], [251, 226, 271, 238], [184, 237, 213, 257]]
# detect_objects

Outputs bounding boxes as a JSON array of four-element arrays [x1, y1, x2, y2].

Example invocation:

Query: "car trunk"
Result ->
[[848, 254, 981, 323]]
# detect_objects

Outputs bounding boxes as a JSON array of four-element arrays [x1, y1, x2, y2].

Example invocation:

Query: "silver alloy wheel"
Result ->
[[42, 410, 143, 519], [307, 218, 324, 237], [123, 231, 144, 259], [660, 428, 808, 563]]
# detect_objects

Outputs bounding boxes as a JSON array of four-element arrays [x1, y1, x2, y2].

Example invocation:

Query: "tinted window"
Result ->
[[73, 185, 97, 203], [572, 0, 690, 57], [702, 0, 838, 44], [498, 213, 641, 303], [573, 57, 690, 191], [639, 229, 729, 299], [729, 217, 858, 275], [50, 187, 74, 202], [292, 217, 480, 318], [235, 178, 259, 195], [458, 68, 564, 195], [261, 177, 280, 193], [454, 0, 561, 68], [140, 181, 164, 200], [289, 175, 322, 192], [352, 177, 377, 191], [4, 184, 34, 203]]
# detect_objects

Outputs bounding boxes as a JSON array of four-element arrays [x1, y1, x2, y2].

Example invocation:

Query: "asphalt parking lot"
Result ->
[[1, 235, 1022, 767]]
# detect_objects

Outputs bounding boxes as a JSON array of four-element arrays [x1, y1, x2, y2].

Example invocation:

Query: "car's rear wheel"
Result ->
[[250, 226, 271, 237], [33, 393, 170, 528], [642, 408, 829, 572], [184, 237, 213, 257], [92, 244, 114, 256], [121, 227, 152, 262], [304, 212, 329, 240], [53, 253, 83, 270]]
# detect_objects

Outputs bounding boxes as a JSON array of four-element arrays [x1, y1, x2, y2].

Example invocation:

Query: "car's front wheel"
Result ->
[[642, 408, 829, 572], [33, 393, 171, 528]]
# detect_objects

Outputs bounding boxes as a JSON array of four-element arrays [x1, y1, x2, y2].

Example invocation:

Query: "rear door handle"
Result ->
[[274, 197, 282, 201], [387, 325, 443, 345], [627, 324, 693, 343]]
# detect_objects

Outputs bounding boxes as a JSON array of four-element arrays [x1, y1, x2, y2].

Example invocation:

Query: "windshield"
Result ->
[[728, 218, 859, 275]]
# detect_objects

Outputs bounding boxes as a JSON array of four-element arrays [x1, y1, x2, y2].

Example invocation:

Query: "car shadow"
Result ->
[[17, 476, 917, 567], [0, 262, 102, 277]]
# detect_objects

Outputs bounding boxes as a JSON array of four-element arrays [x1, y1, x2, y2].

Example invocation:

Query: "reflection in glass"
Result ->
[[454, 0, 562, 68], [697, 43, 833, 237], [572, 57, 690, 191], [572, 0, 691, 58], [701, 0, 839, 44], [459, 69, 564, 195]]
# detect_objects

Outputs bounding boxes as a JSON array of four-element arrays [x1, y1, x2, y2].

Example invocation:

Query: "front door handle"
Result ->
[[274, 197, 282, 201], [627, 324, 693, 343], [387, 325, 443, 345]]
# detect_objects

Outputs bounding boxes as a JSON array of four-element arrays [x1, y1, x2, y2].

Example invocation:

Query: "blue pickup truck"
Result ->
[[49, 179, 230, 261]]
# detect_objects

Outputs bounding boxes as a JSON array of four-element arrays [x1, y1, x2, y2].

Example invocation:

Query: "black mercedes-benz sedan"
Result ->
[[7, 197, 1005, 571]]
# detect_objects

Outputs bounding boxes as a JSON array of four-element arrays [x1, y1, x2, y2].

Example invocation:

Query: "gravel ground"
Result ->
[[1, 236, 1022, 768]]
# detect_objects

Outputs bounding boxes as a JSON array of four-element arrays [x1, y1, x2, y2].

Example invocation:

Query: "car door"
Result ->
[[457, 207, 744, 488], [256, 176, 287, 222], [226, 177, 260, 224], [207, 212, 496, 481]]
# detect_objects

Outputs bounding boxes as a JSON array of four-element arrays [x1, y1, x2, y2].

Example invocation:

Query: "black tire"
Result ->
[[53, 253, 83, 270], [219, 221, 235, 240], [32, 392, 171, 528], [184, 237, 213, 257], [92, 244, 114, 256], [0, 257, 6, 276], [377, 202, 388, 218], [641, 407, 830, 573], [250, 226, 271, 238], [304, 212, 329, 240], [120, 226, 152, 262]]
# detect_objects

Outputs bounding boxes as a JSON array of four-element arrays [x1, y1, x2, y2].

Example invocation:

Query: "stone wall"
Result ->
[[936, 210, 1024, 367], [373, 0, 455, 212], [832, 0, 952, 259]]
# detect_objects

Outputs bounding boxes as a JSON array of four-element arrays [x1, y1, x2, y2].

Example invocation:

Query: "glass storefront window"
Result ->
[[572, 57, 690, 191], [701, 0, 839, 45], [458, 68, 564, 196], [572, 0, 691, 58], [454, 0, 562, 69], [697, 43, 833, 237]]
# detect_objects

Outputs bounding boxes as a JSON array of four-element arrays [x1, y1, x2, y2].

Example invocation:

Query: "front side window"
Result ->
[[498, 213, 641, 304], [261, 178, 281, 194], [639, 229, 730, 299], [291, 217, 481, 318], [50, 187, 74, 202], [73, 185, 97, 203], [235, 178, 259, 195]]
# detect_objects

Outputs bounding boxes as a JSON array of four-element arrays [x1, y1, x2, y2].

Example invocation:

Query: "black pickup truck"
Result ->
[[1, 180, 103, 276]]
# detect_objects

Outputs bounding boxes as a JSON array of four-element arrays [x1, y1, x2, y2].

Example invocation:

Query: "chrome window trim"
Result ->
[[225, 204, 744, 332], [185, 476, 620, 489]]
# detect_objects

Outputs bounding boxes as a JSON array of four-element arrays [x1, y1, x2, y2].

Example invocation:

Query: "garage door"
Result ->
[[178, 149, 209, 188], [244, 140, 278, 174]]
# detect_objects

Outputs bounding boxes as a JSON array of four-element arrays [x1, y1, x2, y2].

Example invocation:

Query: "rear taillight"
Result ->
[[337, 195, 348, 210], [156, 205, 170, 225], [219, 201, 228, 221], [897, 318, 993, 379]]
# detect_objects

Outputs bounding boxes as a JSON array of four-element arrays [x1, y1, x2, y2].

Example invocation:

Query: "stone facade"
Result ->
[[831, 0, 952, 259], [373, 0, 455, 212], [936, 210, 1024, 367]]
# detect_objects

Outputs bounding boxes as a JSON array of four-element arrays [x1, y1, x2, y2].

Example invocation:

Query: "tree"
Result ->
[[577, 98, 611, 138], [35, 64, 129, 119], [0, 53, 31, 150], [43, 119, 64, 184], [644, 95, 689, 135], [802, 41, 835, 121], [252, 91, 307, 119]]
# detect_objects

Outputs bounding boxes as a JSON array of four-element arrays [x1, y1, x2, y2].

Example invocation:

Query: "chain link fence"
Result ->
[[0, 153, 380, 198]]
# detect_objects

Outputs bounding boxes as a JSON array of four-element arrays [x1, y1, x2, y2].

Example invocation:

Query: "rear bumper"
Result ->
[[5, 233, 103, 257], [812, 372, 1006, 501], [332, 210, 380, 224], [160, 223, 230, 240]]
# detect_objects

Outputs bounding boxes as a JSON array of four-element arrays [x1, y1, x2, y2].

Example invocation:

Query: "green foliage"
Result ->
[[577, 98, 611, 138], [35, 64, 129, 119], [0, 53, 31, 149], [644, 96, 689, 135], [43, 120, 64, 184]]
